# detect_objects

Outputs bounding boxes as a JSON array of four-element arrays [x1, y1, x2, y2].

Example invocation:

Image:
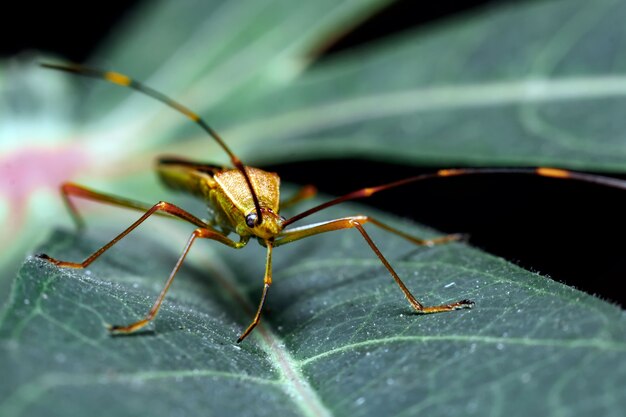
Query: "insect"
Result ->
[[37, 62, 626, 343]]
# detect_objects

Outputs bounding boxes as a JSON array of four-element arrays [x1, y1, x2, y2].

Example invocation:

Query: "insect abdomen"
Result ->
[[156, 158, 220, 199]]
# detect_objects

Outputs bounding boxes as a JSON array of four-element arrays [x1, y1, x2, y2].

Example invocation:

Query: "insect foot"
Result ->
[[456, 299, 475, 309], [35, 253, 83, 269], [106, 321, 151, 335], [416, 299, 475, 314]]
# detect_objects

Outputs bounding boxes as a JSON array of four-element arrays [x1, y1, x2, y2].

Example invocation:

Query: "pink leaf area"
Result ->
[[0, 145, 91, 234]]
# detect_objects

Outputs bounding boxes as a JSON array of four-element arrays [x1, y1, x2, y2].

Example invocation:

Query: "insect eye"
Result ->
[[245, 213, 258, 228]]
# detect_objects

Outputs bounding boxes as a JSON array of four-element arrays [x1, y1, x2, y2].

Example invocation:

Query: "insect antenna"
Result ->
[[40, 62, 264, 225], [283, 167, 626, 227]]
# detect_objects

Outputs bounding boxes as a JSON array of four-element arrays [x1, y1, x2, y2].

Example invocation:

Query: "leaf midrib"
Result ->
[[154, 74, 626, 164], [193, 255, 334, 417], [229, 76, 626, 148]]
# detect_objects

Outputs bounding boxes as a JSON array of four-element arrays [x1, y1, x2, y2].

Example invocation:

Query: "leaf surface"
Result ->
[[1, 203, 625, 417], [205, 0, 626, 171]]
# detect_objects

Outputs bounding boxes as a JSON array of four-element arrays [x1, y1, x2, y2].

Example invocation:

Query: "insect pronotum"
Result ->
[[38, 62, 626, 343]]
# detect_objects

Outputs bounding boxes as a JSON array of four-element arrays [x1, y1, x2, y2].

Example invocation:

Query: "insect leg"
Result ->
[[280, 185, 317, 210], [38, 198, 208, 268], [236, 241, 273, 343], [109, 227, 247, 334], [275, 216, 473, 314], [59, 182, 182, 229], [360, 217, 464, 246]]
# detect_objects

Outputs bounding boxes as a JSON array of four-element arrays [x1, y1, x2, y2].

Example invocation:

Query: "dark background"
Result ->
[[2, 0, 625, 307]]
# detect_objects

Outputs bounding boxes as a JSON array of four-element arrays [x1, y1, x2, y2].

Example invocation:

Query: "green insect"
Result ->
[[37, 62, 625, 342]]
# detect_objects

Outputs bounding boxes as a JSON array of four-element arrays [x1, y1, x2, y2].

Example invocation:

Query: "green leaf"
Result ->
[[75, 0, 392, 150], [1, 202, 625, 417], [50, 0, 626, 172], [206, 0, 626, 171]]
